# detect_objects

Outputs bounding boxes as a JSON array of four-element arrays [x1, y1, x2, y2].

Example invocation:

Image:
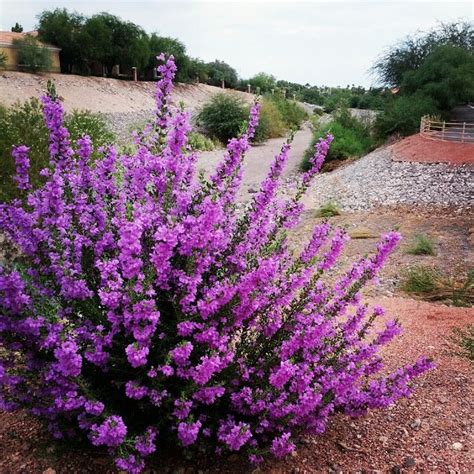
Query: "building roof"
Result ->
[[0, 31, 60, 51]]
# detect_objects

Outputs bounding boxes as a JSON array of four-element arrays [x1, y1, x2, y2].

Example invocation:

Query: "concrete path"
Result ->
[[197, 124, 314, 200]]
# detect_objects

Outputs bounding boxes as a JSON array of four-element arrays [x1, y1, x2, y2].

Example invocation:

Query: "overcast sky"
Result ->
[[0, 0, 472, 86]]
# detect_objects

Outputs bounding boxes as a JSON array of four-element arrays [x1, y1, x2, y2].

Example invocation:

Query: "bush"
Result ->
[[0, 55, 433, 473], [374, 94, 437, 138], [0, 51, 7, 69], [451, 325, 474, 361], [301, 108, 375, 170], [401, 265, 439, 294], [0, 96, 114, 202], [316, 201, 341, 218], [406, 234, 436, 256], [267, 94, 308, 129], [197, 93, 249, 143], [187, 131, 218, 151], [13, 35, 52, 72], [253, 98, 286, 143]]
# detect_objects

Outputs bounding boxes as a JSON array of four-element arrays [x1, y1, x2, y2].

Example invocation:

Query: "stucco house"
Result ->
[[0, 31, 61, 72]]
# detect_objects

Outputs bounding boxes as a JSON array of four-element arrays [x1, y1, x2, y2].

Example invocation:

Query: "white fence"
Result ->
[[420, 116, 474, 143]]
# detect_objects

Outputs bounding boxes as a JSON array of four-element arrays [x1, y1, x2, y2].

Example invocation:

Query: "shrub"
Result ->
[[0, 96, 114, 202], [0, 51, 7, 69], [13, 35, 52, 72], [406, 234, 436, 256], [253, 98, 286, 143], [197, 93, 249, 143], [187, 131, 218, 151], [316, 201, 341, 218], [301, 108, 375, 170], [267, 94, 308, 129], [451, 325, 474, 362], [0, 55, 433, 473], [401, 265, 439, 294]]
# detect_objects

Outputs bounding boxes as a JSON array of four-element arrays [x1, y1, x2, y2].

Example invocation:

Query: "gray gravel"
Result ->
[[302, 147, 473, 212]]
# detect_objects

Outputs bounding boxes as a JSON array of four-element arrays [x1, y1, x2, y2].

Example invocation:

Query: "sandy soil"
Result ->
[[0, 71, 253, 114]]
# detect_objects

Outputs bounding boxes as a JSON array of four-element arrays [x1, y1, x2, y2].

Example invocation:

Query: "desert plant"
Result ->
[[406, 234, 436, 256], [267, 94, 308, 129], [301, 108, 375, 170], [401, 265, 439, 294], [187, 131, 218, 151], [0, 51, 7, 69], [316, 201, 341, 218], [13, 35, 52, 72], [0, 97, 115, 202], [253, 98, 287, 143], [197, 93, 249, 143], [450, 325, 474, 361], [0, 55, 433, 473]]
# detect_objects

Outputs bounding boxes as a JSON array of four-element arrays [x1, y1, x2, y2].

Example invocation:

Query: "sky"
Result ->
[[0, 0, 472, 87]]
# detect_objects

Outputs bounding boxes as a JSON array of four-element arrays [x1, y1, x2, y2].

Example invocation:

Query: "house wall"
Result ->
[[0, 44, 61, 72]]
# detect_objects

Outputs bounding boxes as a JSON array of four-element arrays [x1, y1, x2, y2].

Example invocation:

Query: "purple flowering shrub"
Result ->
[[0, 55, 433, 472]]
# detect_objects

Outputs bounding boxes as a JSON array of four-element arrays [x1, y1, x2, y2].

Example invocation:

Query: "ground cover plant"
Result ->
[[0, 54, 433, 473]]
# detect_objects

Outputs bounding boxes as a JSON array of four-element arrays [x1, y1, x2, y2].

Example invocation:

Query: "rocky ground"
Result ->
[[301, 146, 473, 213]]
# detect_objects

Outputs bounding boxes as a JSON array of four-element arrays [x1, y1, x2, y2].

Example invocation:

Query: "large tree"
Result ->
[[81, 13, 150, 76], [37, 9, 87, 73], [373, 21, 473, 86], [147, 34, 190, 81], [206, 60, 238, 88]]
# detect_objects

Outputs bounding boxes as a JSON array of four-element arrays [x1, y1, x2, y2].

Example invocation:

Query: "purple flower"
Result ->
[[177, 421, 201, 447], [91, 415, 127, 447]]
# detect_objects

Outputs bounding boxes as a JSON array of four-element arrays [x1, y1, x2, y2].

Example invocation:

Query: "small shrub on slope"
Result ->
[[0, 54, 433, 473], [197, 93, 248, 143], [406, 234, 436, 256]]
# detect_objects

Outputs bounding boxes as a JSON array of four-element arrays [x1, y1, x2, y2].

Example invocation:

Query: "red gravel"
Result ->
[[392, 134, 474, 165], [0, 297, 472, 473]]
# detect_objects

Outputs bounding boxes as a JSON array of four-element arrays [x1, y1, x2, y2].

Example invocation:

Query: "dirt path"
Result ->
[[197, 124, 313, 199]]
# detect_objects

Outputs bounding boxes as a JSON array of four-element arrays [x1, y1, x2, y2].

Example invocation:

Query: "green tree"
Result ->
[[248, 72, 277, 94], [373, 21, 473, 86], [37, 8, 87, 73], [148, 34, 189, 81], [11, 22, 23, 33], [206, 60, 238, 88], [401, 45, 474, 111], [82, 13, 150, 76], [13, 36, 52, 72]]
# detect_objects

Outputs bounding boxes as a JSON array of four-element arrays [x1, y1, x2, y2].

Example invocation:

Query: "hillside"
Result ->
[[0, 71, 254, 114]]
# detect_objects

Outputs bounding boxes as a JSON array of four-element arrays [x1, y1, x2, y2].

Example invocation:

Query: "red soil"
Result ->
[[391, 134, 474, 165], [0, 297, 473, 473]]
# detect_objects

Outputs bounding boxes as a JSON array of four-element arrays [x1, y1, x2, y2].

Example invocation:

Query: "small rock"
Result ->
[[410, 418, 422, 429], [42, 469, 56, 474], [379, 435, 388, 444], [438, 396, 448, 404], [290, 450, 298, 458], [248, 187, 258, 194], [391, 466, 401, 474], [452, 442, 463, 451], [403, 456, 416, 468]]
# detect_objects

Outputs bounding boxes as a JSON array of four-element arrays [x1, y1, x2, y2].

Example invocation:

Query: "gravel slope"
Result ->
[[302, 146, 474, 212]]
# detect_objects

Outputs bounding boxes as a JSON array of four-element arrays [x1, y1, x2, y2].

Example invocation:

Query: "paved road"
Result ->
[[197, 125, 314, 200]]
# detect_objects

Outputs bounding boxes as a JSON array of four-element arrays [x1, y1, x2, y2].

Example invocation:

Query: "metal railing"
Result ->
[[420, 116, 474, 143]]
